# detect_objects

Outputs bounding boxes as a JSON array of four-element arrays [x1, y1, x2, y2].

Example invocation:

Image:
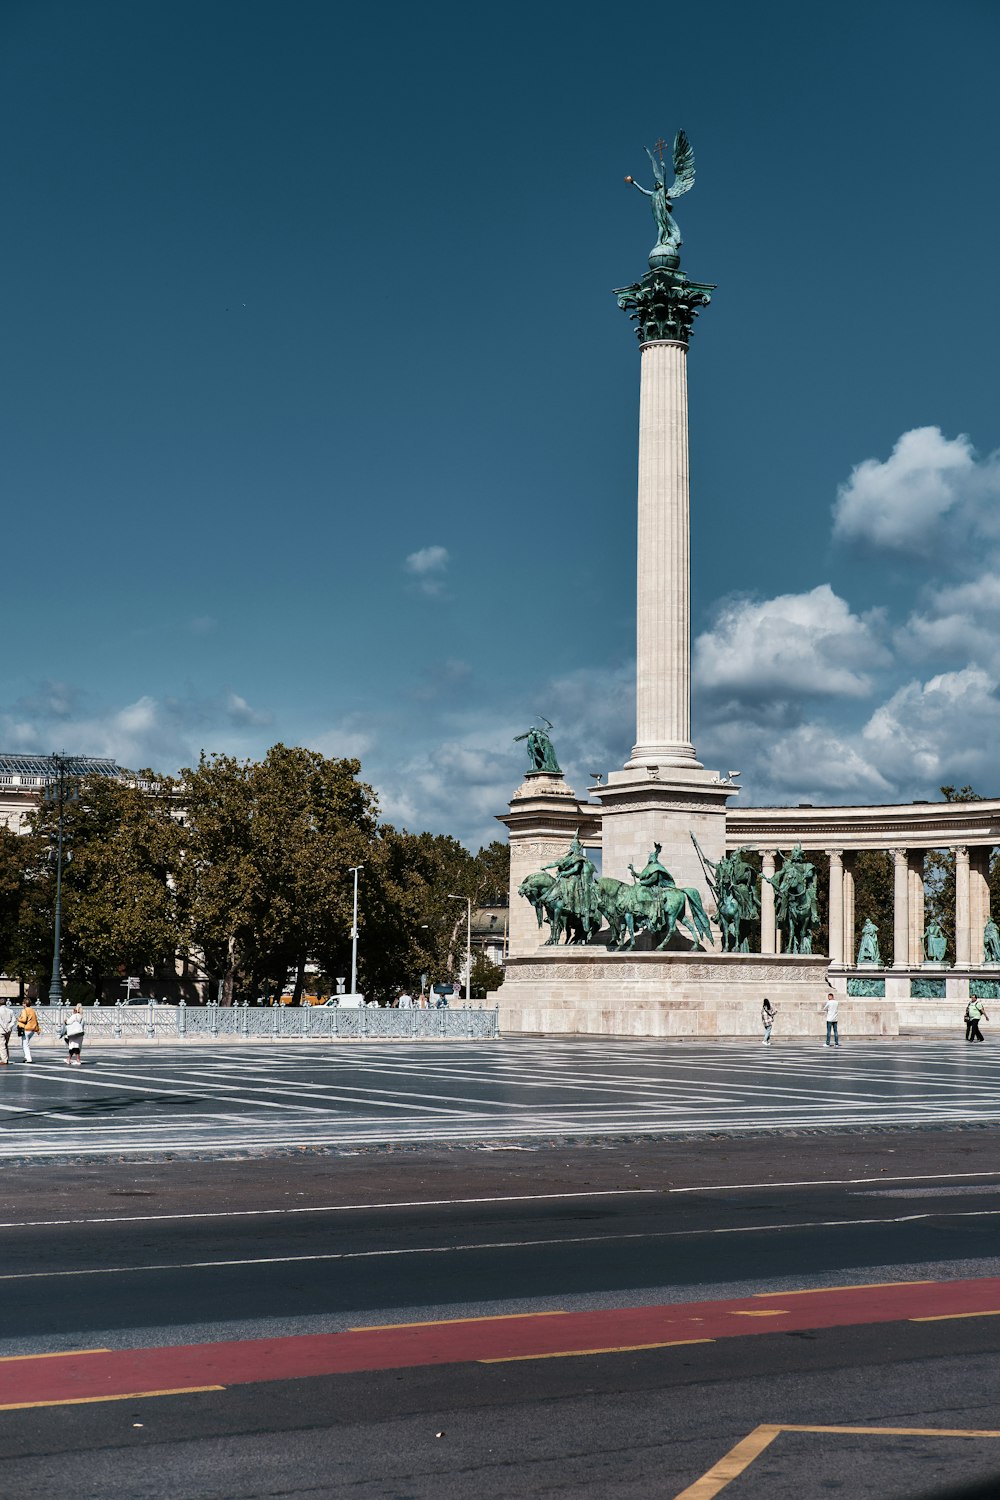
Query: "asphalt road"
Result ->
[[2, 1129, 1000, 1498]]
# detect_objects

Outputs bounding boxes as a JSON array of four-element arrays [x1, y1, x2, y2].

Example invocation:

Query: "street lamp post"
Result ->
[[45, 753, 77, 1006], [447, 894, 472, 1004], [349, 864, 364, 996]]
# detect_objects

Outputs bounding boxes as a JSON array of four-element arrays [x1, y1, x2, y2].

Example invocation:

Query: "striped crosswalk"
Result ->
[[1, 1037, 998, 1156]]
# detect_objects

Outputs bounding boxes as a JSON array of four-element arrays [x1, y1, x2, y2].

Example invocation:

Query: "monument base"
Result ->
[[497, 949, 873, 1037]]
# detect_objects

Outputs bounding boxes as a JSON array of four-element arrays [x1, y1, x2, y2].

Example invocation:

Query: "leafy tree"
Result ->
[[177, 746, 377, 1002], [23, 773, 182, 1000]]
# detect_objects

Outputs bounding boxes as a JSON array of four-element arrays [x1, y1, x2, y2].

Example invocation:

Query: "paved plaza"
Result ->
[[1, 1038, 999, 1156]]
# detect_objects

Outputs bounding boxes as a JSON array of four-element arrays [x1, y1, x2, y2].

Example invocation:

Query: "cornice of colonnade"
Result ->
[[727, 799, 1000, 851]]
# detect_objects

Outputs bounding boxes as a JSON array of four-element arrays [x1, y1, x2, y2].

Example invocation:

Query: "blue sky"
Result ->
[[3, 0, 1000, 845]]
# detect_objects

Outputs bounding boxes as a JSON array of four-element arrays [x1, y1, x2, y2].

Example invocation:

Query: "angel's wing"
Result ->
[[644, 145, 664, 186], [668, 129, 695, 198]]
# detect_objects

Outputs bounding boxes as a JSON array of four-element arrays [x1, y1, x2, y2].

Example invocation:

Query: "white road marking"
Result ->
[[0, 1188, 659, 1231], [1, 1206, 998, 1280]]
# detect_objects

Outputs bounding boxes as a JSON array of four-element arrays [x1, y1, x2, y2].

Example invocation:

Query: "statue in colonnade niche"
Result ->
[[691, 835, 760, 953], [856, 918, 882, 966], [923, 919, 948, 964], [984, 917, 1000, 964], [514, 719, 562, 775], [763, 845, 819, 955]]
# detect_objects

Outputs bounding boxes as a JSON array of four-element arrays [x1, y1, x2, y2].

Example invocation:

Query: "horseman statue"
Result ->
[[595, 843, 713, 953], [517, 833, 601, 946], [764, 845, 819, 955], [691, 836, 760, 953]]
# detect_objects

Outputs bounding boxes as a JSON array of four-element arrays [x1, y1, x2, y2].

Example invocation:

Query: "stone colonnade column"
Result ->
[[970, 847, 991, 964], [842, 853, 855, 965], [907, 851, 925, 965], [826, 851, 843, 964], [892, 849, 909, 967], [760, 852, 776, 954], [627, 340, 698, 769], [955, 847, 971, 965]]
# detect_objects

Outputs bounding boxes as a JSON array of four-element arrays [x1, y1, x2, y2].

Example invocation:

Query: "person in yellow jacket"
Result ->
[[17, 1002, 40, 1063]]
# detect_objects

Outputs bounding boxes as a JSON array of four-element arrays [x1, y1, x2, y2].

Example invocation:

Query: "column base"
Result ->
[[625, 741, 704, 772]]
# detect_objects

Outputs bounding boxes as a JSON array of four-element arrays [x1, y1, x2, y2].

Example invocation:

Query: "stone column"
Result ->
[[907, 851, 925, 966], [955, 846, 971, 965], [826, 851, 844, 964], [892, 849, 909, 968], [970, 847, 991, 964], [760, 852, 776, 955], [842, 853, 856, 965], [626, 339, 700, 770]]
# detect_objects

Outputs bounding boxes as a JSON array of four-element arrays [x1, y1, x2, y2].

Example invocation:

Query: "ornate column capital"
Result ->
[[825, 849, 844, 868], [761, 850, 776, 873], [614, 266, 715, 347], [955, 845, 970, 864], [892, 848, 908, 868]]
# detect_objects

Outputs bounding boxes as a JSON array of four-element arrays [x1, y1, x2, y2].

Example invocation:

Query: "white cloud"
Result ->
[[897, 572, 1000, 666], [0, 683, 274, 773], [861, 666, 1000, 786], [832, 426, 1000, 552], [694, 585, 887, 703], [404, 545, 450, 596]]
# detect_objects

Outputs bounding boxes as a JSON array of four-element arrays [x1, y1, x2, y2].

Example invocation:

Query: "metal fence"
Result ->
[[29, 1003, 499, 1043]]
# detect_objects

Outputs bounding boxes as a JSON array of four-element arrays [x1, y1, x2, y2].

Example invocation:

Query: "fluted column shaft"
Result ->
[[892, 849, 909, 967], [955, 846, 971, 965], [907, 851, 925, 966], [970, 848, 990, 964], [627, 340, 698, 769], [760, 852, 776, 954], [842, 854, 856, 965], [827, 850, 843, 964]]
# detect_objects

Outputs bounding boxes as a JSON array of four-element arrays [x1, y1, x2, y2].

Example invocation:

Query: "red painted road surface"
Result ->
[[6, 1277, 1000, 1409]]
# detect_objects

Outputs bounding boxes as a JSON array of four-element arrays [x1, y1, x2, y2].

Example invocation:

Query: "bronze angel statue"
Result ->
[[625, 130, 695, 258]]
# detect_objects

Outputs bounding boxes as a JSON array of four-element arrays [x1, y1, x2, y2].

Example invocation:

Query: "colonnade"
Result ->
[[754, 846, 993, 966]]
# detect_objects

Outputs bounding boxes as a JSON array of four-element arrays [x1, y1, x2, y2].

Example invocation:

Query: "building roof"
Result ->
[[0, 754, 127, 785]]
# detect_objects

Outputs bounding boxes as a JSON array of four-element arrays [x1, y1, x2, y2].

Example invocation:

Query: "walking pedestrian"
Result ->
[[396, 991, 414, 1010], [823, 992, 840, 1047], [64, 1004, 85, 1066], [967, 997, 988, 1043], [965, 1002, 974, 1042], [17, 1001, 40, 1063], [761, 997, 776, 1046], [0, 999, 14, 1065]]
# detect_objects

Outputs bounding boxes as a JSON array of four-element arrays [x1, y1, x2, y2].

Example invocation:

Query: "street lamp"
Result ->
[[447, 894, 472, 1004], [349, 865, 364, 996], [43, 752, 78, 1006]]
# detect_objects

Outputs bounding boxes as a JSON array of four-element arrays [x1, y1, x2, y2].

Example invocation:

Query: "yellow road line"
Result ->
[[350, 1310, 567, 1332], [479, 1338, 713, 1364], [910, 1309, 1000, 1322], [0, 1348, 110, 1363], [780, 1424, 1000, 1437], [673, 1424, 781, 1499], [754, 1280, 932, 1298], [673, 1422, 1000, 1499], [0, 1385, 225, 1412], [729, 1310, 788, 1318]]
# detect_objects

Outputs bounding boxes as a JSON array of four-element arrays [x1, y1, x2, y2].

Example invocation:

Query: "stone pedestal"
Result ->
[[498, 949, 841, 1037], [593, 765, 733, 903], [501, 773, 600, 958]]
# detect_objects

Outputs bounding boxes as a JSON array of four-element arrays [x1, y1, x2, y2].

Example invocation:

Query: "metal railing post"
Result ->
[[178, 999, 186, 1038]]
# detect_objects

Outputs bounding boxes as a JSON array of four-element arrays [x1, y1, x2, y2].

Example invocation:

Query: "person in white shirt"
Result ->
[[396, 991, 414, 1009], [823, 993, 840, 1047]]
